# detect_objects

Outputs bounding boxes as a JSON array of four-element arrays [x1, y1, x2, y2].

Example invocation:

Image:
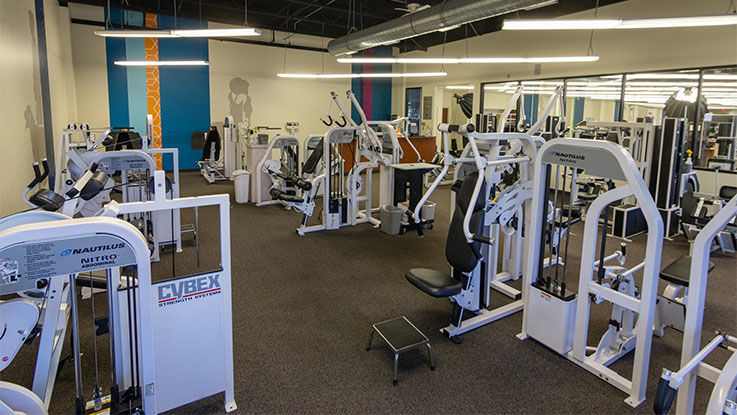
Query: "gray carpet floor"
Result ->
[[3, 170, 736, 414]]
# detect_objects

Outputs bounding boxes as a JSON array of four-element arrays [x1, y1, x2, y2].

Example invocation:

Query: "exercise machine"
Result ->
[[403, 122, 540, 340], [654, 193, 737, 414], [274, 91, 400, 235], [197, 116, 243, 183], [519, 138, 664, 407], [255, 135, 302, 206], [0, 174, 236, 414]]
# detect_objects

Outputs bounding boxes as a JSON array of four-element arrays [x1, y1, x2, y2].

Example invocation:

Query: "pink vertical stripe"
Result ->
[[362, 63, 373, 120]]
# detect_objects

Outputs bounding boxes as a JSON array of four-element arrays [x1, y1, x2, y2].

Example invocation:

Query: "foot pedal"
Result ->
[[95, 316, 109, 335]]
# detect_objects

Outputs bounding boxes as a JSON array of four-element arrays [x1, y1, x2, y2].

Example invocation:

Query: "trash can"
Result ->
[[380, 205, 403, 235], [232, 170, 250, 203], [420, 201, 436, 222]]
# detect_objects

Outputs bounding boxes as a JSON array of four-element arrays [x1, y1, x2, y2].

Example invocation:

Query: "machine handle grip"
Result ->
[[438, 123, 475, 134], [335, 116, 347, 127], [28, 162, 42, 188], [472, 234, 493, 245], [321, 115, 333, 126], [653, 375, 677, 415], [39, 159, 49, 181], [89, 162, 99, 173], [293, 177, 312, 191]]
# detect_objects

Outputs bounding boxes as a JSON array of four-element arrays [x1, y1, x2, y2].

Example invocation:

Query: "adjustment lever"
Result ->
[[472, 234, 494, 245]]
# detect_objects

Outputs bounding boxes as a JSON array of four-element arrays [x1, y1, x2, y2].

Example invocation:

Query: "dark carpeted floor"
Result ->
[[3, 170, 736, 414]]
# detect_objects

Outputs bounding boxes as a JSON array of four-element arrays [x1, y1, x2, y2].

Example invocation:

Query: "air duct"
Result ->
[[327, 0, 558, 56]]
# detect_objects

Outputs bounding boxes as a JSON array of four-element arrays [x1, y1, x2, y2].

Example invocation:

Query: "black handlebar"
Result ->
[[39, 159, 49, 181], [653, 375, 676, 414], [472, 235, 493, 245], [335, 116, 347, 127], [438, 123, 475, 133], [27, 159, 50, 188], [321, 115, 333, 126]]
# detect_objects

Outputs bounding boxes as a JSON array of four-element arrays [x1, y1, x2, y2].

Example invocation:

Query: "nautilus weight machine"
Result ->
[[404, 123, 540, 340], [655, 193, 737, 415], [518, 138, 664, 408], [0, 186, 236, 414]]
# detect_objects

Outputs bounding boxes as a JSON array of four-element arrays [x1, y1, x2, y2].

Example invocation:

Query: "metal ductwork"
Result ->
[[327, 0, 558, 56]]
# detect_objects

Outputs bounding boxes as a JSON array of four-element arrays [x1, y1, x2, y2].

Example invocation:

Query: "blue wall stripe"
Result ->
[[524, 94, 539, 125], [614, 99, 621, 121], [573, 97, 585, 125], [157, 15, 210, 170], [371, 63, 391, 121], [34, 0, 56, 187], [125, 38, 147, 134], [104, 8, 130, 129]]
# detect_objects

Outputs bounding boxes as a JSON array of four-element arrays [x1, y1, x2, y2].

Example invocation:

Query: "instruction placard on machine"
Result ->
[[0, 235, 137, 294]]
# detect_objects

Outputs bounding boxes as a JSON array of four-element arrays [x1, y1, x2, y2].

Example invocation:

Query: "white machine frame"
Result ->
[[198, 116, 242, 183], [409, 121, 540, 338], [657, 193, 737, 414], [519, 138, 664, 408], [255, 135, 302, 206], [0, 179, 236, 414]]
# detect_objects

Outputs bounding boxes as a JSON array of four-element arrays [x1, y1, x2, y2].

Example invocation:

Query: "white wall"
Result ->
[[45, 0, 78, 135], [208, 38, 350, 139], [0, 1, 78, 216], [69, 5, 109, 128]]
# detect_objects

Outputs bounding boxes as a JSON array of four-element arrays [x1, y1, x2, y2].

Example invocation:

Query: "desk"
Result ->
[[400, 136, 436, 163], [391, 163, 436, 234]]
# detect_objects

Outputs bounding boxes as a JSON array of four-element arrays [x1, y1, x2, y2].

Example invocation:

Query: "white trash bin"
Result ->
[[232, 170, 250, 203], [420, 201, 436, 222]]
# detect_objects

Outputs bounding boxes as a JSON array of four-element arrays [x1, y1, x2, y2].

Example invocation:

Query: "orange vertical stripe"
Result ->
[[144, 13, 163, 169]]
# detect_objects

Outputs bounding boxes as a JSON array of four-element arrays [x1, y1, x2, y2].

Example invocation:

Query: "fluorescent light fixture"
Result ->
[[94, 30, 177, 38], [337, 56, 598, 64], [446, 85, 474, 90], [502, 14, 737, 30], [171, 28, 261, 37], [114, 60, 209, 66], [437, 25, 460, 32], [603, 73, 737, 81], [96, 27, 261, 38], [277, 72, 447, 79], [460, 56, 599, 63]]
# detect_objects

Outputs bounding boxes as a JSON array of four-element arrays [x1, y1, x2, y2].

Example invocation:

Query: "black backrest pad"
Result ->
[[720, 185, 737, 201], [302, 138, 324, 174], [445, 171, 485, 273], [201, 128, 221, 161]]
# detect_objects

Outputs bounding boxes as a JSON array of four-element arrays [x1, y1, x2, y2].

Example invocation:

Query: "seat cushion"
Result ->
[[660, 255, 715, 287], [405, 268, 462, 298]]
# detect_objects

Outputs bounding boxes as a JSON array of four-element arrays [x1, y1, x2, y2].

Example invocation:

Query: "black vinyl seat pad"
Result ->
[[660, 255, 715, 287], [405, 268, 462, 298]]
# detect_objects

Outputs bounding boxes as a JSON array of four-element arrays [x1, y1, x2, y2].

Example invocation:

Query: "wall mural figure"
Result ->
[[26, 11, 45, 162], [228, 77, 253, 136]]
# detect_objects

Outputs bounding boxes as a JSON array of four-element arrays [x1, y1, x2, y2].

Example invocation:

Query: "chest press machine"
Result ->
[[518, 138, 664, 408], [402, 123, 541, 341], [0, 181, 236, 414]]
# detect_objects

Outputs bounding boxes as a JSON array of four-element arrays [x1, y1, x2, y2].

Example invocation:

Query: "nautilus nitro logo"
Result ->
[[550, 151, 585, 160], [60, 249, 72, 256]]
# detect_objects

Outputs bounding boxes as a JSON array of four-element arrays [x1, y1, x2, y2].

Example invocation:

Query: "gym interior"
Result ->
[[1, 0, 736, 413]]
